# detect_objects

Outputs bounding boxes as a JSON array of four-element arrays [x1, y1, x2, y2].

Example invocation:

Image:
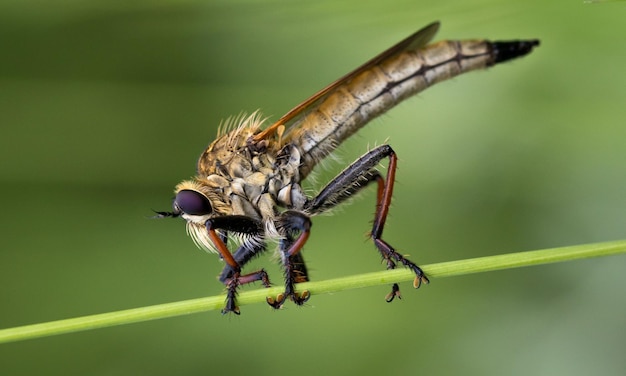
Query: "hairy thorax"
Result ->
[[175, 114, 308, 235]]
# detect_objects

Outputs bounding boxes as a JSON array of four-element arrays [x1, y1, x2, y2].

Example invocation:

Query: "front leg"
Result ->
[[206, 215, 269, 314]]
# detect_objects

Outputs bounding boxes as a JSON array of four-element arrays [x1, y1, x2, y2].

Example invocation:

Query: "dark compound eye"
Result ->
[[174, 189, 213, 216]]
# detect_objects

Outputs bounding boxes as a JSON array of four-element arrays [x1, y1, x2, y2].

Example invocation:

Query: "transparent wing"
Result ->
[[252, 21, 440, 142]]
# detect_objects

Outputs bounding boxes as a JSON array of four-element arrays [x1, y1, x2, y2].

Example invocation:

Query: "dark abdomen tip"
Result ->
[[491, 39, 540, 63]]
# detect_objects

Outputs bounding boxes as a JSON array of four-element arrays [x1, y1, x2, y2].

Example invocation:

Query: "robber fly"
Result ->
[[157, 21, 539, 314]]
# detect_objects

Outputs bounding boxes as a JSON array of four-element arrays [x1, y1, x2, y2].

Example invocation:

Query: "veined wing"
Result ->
[[252, 21, 440, 142], [257, 22, 538, 179]]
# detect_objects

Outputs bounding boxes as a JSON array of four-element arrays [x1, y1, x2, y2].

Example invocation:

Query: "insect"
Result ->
[[158, 21, 539, 314]]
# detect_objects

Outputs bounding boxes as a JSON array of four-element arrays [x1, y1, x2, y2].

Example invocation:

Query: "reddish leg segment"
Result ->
[[206, 216, 271, 314], [306, 145, 429, 301], [370, 148, 429, 297], [267, 211, 312, 309]]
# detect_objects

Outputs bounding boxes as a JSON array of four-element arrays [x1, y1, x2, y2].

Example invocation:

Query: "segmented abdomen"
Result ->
[[285, 39, 536, 179]]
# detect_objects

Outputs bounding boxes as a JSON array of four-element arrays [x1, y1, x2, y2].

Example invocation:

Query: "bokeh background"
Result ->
[[1, 1, 625, 375]]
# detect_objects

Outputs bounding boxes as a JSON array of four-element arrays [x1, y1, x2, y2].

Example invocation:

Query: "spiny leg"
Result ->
[[267, 210, 312, 309], [217, 241, 271, 315], [206, 215, 269, 314], [306, 145, 428, 302], [369, 146, 429, 300]]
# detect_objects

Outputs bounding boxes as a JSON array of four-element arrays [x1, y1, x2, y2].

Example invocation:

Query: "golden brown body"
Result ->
[[160, 22, 539, 314]]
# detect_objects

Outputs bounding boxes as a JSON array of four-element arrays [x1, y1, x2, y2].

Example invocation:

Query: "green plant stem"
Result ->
[[1, 240, 625, 344]]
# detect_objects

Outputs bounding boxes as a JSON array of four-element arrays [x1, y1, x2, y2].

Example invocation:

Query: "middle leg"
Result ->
[[267, 210, 312, 309]]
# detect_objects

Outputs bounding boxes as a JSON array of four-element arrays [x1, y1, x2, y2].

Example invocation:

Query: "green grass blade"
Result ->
[[1, 239, 625, 344]]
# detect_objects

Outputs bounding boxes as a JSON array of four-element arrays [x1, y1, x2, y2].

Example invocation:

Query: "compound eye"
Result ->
[[174, 189, 213, 216]]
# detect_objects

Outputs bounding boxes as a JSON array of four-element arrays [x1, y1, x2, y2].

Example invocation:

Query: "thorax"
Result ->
[[194, 122, 308, 223]]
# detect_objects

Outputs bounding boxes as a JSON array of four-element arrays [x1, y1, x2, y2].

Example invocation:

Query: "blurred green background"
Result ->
[[1, 0, 625, 375]]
